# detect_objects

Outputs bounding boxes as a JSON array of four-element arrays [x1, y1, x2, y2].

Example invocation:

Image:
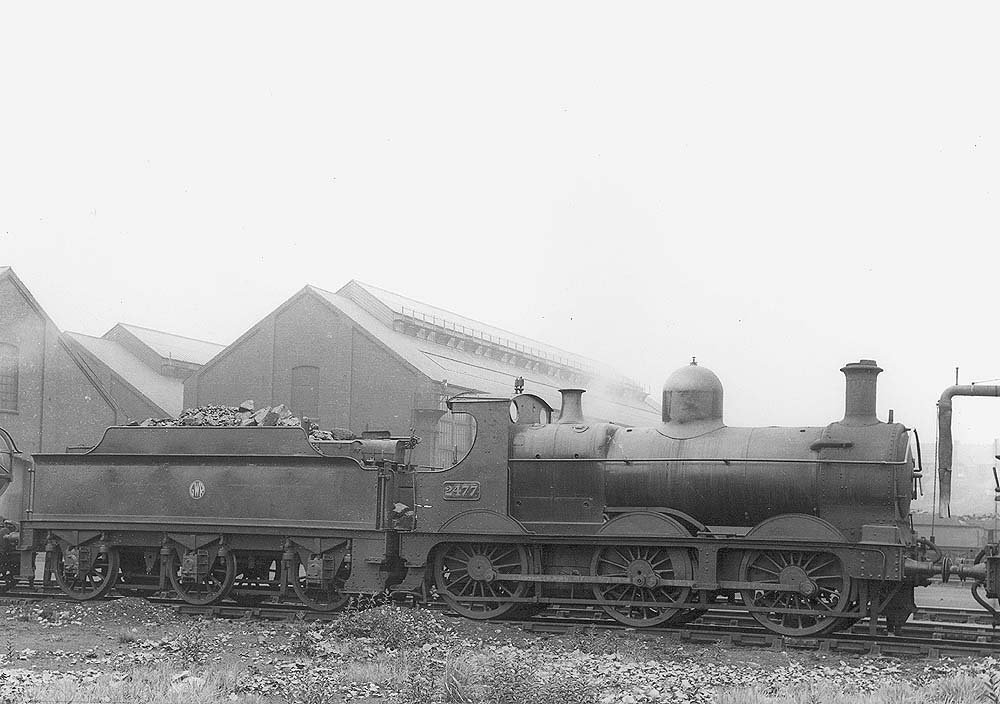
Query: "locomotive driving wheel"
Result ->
[[433, 542, 530, 620], [590, 512, 696, 627], [738, 515, 855, 637], [739, 549, 852, 637], [590, 544, 693, 627], [166, 548, 237, 606], [51, 544, 120, 601]]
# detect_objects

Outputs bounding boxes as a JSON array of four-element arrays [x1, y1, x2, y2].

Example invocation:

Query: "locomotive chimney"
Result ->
[[840, 359, 882, 426], [557, 389, 586, 424]]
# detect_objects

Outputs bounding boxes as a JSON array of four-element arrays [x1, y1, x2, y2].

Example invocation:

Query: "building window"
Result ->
[[0, 344, 17, 412], [291, 365, 320, 423]]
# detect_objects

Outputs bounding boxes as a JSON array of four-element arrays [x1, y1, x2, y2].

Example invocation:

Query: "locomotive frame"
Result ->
[[0, 358, 998, 637]]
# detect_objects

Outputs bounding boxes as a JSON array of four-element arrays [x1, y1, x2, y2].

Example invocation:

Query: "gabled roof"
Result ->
[[0, 267, 124, 418], [113, 323, 224, 365], [311, 284, 661, 426], [192, 280, 660, 426], [342, 280, 623, 379], [1, 267, 55, 327], [65, 333, 182, 416]]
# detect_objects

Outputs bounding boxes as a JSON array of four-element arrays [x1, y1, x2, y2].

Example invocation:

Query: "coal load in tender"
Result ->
[[130, 400, 358, 442]]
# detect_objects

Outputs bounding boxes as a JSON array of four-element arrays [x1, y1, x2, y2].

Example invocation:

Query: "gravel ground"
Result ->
[[916, 580, 985, 610], [0, 598, 996, 703]]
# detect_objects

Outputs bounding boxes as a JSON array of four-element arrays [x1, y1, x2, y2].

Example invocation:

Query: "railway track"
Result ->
[[2, 586, 997, 658], [167, 599, 999, 658], [525, 605, 1000, 658], [915, 604, 1000, 625]]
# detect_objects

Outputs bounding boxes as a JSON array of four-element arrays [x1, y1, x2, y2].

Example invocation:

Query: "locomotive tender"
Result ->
[[0, 358, 998, 637]]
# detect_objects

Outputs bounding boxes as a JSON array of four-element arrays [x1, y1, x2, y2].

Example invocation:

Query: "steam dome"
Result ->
[[662, 359, 724, 425]]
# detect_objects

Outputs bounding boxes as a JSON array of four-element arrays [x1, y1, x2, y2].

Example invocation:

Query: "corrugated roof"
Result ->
[[309, 286, 660, 426], [349, 281, 621, 377], [66, 333, 183, 416], [117, 324, 224, 366], [421, 351, 660, 425]]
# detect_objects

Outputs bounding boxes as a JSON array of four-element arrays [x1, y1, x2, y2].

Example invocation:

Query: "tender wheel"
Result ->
[[167, 548, 236, 605], [740, 549, 852, 636], [590, 544, 693, 627], [52, 545, 119, 601], [433, 542, 530, 619], [290, 555, 349, 612]]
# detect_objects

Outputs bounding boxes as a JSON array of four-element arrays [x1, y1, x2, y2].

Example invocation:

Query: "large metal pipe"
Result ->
[[937, 384, 1000, 517], [904, 556, 987, 582]]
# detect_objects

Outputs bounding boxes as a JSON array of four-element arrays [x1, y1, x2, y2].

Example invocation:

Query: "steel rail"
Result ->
[[2, 589, 996, 657], [510, 457, 911, 466]]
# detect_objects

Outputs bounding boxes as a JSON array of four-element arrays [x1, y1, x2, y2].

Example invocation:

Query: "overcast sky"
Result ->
[[2, 3, 999, 461]]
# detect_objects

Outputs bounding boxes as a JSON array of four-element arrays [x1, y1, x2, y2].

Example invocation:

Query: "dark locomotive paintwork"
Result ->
[[0, 357, 997, 635], [512, 421, 618, 460], [509, 360, 913, 541], [511, 422, 912, 537], [313, 435, 411, 465], [27, 428, 380, 531], [601, 423, 912, 541], [17, 425, 393, 604]]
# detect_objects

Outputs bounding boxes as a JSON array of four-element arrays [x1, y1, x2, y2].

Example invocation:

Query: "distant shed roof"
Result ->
[[309, 284, 660, 427], [66, 333, 183, 416], [348, 281, 620, 378], [117, 324, 224, 366]]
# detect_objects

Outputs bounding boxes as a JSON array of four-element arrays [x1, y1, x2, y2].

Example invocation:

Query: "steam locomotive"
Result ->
[[0, 358, 998, 637]]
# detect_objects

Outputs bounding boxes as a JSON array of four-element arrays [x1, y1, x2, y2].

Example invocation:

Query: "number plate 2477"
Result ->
[[443, 481, 481, 501]]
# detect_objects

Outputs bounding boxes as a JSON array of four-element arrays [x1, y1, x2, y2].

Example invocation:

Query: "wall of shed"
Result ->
[[41, 340, 121, 450], [0, 277, 119, 454], [72, 350, 167, 422], [184, 292, 427, 435], [0, 277, 44, 453], [184, 324, 273, 413]]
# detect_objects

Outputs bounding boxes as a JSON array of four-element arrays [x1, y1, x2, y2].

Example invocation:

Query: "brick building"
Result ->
[[66, 324, 223, 418], [0, 267, 125, 455], [0, 267, 226, 519], [1, 268, 660, 473], [0, 267, 224, 449], [185, 280, 660, 467]]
